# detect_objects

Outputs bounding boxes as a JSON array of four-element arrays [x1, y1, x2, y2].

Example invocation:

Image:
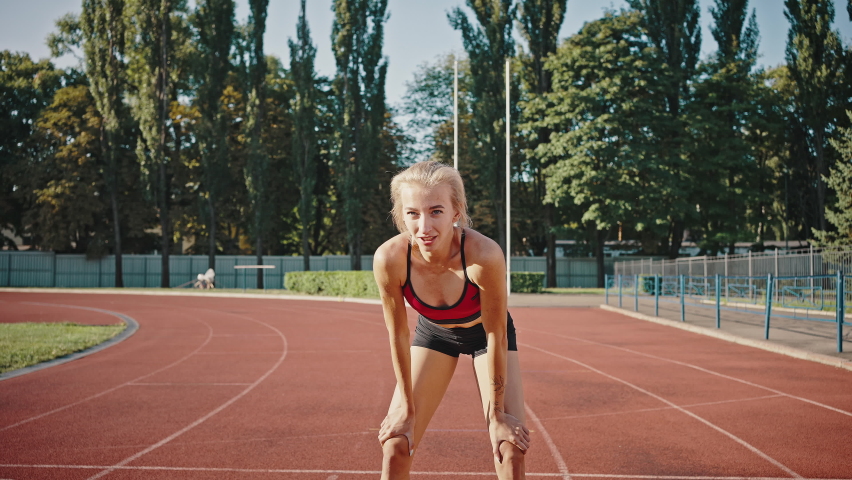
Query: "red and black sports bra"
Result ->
[[402, 229, 482, 325]]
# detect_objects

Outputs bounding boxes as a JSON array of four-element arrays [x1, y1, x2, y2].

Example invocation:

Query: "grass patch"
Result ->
[[0, 322, 125, 374], [542, 288, 606, 295]]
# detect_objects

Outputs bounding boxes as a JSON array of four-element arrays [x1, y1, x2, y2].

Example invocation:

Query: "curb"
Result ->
[[0, 287, 383, 306], [599, 304, 852, 372], [0, 303, 140, 381]]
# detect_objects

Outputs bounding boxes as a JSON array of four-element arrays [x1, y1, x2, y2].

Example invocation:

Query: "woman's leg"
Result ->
[[473, 351, 526, 480], [382, 346, 458, 480]]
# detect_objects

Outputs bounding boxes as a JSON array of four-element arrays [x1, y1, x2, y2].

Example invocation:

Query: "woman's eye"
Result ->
[[432, 210, 443, 215]]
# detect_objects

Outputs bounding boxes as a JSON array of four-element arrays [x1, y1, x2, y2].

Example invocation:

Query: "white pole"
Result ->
[[454, 59, 459, 171], [506, 58, 511, 296]]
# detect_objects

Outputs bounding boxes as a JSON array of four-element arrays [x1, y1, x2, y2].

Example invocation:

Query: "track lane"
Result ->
[[2, 293, 851, 479]]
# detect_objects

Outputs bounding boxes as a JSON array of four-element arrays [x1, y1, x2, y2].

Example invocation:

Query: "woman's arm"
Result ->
[[475, 244, 509, 420], [470, 235, 530, 460], [373, 241, 416, 452]]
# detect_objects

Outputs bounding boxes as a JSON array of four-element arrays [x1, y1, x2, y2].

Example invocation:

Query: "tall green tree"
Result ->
[[193, 0, 235, 269], [331, 0, 389, 270], [125, 0, 178, 287], [814, 111, 852, 245], [290, 0, 319, 271], [517, 0, 566, 286], [81, 0, 127, 286], [243, 0, 269, 286], [0, 52, 65, 249], [627, 0, 702, 258], [448, 0, 516, 252], [528, 10, 671, 286], [784, 0, 847, 234], [686, 0, 763, 254]]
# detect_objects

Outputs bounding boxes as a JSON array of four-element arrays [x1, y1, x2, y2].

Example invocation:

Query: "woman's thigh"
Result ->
[[472, 351, 526, 424], [386, 346, 459, 447]]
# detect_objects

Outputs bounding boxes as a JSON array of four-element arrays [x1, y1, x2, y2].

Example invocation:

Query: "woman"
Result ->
[[372, 161, 530, 480]]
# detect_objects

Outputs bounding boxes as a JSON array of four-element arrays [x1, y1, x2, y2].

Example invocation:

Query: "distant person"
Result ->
[[194, 268, 215, 289], [372, 161, 529, 479]]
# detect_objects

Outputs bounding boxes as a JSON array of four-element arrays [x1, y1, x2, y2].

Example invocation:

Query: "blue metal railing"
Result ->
[[605, 272, 849, 353]]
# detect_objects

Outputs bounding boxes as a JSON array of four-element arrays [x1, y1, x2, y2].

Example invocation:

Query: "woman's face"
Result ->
[[400, 182, 459, 252]]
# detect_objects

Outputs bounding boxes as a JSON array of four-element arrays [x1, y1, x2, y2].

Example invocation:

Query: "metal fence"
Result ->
[[0, 252, 622, 289], [605, 273, 851, 353], [614, 246, 852, 278]]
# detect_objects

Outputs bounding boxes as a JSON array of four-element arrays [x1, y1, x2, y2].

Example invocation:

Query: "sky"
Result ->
[[1, 0, 850, 107]]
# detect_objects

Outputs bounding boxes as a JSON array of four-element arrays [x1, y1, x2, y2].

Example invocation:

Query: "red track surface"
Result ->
[[1, 291, 850, 480]]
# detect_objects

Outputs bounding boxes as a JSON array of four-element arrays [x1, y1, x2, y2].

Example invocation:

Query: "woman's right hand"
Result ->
[[378, 407, 415, 456]]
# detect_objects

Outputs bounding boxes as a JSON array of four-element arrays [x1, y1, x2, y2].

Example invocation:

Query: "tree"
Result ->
[[784, 0, 847, 234], [193, 0, 235, 269], [0, 52, 65, 249], [686, 0, 763, 254], [125, 0, 178, 287], [517, 0, 566, 286], [627, 0, 702, 258], [81, 0, 127, 286], [814, 111, 852, 245], [529, 10, 672, 286], [331, 0, 389, 270], [290, 0, 319, 271], [448, 0, 516, 252], [243, 0, 269, 286]]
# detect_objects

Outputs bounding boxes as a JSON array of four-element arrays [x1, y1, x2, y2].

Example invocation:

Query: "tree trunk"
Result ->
[[669, 219, 685, 259], [545, 203, 556, 288], [208, 199, 216, 270], [111, 191, 123, 288], [302, 226, 311, 271], [159, 161, 170, 288], [350, 232, 362, 271], [255, 235, 264, 290], [595, 228, 605, 288]]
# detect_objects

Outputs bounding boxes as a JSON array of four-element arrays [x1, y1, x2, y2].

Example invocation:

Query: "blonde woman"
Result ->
[[373, 161, 529, 479]]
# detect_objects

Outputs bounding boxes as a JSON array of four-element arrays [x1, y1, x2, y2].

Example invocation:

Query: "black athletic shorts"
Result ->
[[411, 312, 518, 358]]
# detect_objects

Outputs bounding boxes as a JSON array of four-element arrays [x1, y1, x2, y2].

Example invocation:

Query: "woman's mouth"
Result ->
[[419, 235, 436, 245]]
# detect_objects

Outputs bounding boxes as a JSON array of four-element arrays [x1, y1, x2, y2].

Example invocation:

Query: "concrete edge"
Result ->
[[599, 304, 852, 373], [0, 287, 383, 305], [0, 304, 140, 381]]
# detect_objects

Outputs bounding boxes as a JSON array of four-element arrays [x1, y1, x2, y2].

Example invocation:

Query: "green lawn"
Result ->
[[0, 323, 125, 374]]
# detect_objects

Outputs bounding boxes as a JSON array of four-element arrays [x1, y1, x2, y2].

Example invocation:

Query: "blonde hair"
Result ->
[[390, 161, 471, 233]]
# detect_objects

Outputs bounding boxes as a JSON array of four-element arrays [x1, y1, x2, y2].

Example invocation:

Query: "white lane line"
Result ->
[[542, 395, 784, 422], [86, 311, 289, 480], [523, 326, 852, 418], [128, 383, 253, 386], [521, 343, 802, 479], [3, 464, 848, 479], [525, 403, 571, 480], [0, 311, 215, 432], [327, 476, 339, 480]]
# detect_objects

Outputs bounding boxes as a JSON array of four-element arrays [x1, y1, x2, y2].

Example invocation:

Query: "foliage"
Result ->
[[448, 0, 516, 252], [290, 0, 318, 269], [331, 0, 390, 270], [0, 322, 124, 374], [814, 111, 852, 245], [284, 270, 379, 298], [511, 272, 544, 293]]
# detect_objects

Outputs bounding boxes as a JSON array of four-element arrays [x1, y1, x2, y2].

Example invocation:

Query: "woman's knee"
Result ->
[[382, 436, 411, 462], [499, 442, 525, 469]]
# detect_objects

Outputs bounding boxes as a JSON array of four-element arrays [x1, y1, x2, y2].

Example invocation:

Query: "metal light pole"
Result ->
[[506, 58, 511, 296], [454, 59, 459, 171]]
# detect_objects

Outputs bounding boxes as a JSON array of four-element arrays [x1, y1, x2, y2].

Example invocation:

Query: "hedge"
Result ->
[[284, 270, 545, 297], [284, 271, 379, 298], [511, 272, 544, 293]]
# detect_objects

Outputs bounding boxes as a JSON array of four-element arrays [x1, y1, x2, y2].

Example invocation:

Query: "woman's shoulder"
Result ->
[[373, 233, 411, 272], [463, 229, 505, 267]]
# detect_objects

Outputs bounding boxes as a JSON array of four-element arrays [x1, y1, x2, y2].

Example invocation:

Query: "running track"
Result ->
[[1, 292, 851, 480]]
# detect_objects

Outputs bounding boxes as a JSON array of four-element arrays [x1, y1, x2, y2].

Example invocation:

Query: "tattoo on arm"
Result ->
[[492, 375, 505, 412]]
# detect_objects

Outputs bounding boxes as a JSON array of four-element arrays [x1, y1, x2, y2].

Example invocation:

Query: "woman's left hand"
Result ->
[[488, 411, 530, 463]]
